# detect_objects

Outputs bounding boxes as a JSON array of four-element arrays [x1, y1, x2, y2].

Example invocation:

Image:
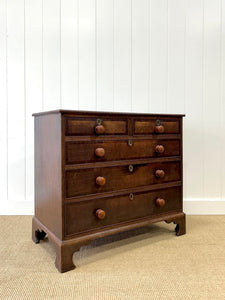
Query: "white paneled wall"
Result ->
[[0, 0, 225, 214]]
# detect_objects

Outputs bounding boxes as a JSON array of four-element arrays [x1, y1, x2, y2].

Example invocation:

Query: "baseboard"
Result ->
[[183, 199, 225, 215], [0, 201, 34, 215], [1, 200, 225, 215]]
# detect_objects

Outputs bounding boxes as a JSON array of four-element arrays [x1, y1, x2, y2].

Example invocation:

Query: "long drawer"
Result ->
[[65, 161, 181, 198], [64, 186, 182, 236], [65, 139, 180, 165]]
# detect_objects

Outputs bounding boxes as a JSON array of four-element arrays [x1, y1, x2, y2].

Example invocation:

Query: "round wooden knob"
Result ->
[[155, 169, 165, 178], [155, 125, 165, 134], [155, 145, 165, 154], [155, 198, 165, 207], [96, 209, 105, 219], [96, 176, 106, 186], [95, 147, 105, 157], [95, 125, 105, 134]]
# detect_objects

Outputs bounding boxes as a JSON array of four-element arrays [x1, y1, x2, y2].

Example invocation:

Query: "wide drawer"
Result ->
[[134, 118, 180, 135], [64, 186, 182, 236], [65, 161, 181, 198], [65, 117, 128, 136], [65, 139, 180, 164]]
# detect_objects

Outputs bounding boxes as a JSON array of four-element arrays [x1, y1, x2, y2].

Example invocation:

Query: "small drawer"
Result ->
[[65, 117, 128, 136], [65, 161, 181, 198], [134, 118, 180, 135], [65, 139, 180, 164], [64, 186, 182, 236]]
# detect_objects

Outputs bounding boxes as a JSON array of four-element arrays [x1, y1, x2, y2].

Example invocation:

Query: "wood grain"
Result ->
[[65, 186, 182, 236], [66, 161, 181, 198], [66, 139, 180, 164], [66, 117, 128, 136], [34, 113, 62, 239], [134, 120, 179, 135]]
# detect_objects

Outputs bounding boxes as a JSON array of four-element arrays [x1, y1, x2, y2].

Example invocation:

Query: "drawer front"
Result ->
[[134, 118, 180, 135], [66, 162, 181, 198], [65, 117, 128, 136], [65, 139, 180, 164], [65, 186, 182, 236]]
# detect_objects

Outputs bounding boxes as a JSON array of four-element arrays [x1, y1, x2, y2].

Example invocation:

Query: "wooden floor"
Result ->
[[1, 215, 225, 299]]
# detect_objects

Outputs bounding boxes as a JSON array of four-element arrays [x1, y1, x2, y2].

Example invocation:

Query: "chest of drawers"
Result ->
[[32, 110, 186, 273]]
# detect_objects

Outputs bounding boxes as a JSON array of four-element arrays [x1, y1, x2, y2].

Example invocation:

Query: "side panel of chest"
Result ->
[[34, 113, 63, 239]]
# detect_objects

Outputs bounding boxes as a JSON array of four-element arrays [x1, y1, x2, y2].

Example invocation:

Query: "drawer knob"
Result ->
[[96, 209, 106, 220], [96, 176, 106, 186], [95, 147, 105, 157], [155, 198, 165, 207], [95, 125, 105, 134], [155, 145, 165, 154], [155, 169, 165, 178], [155, 125, 165, 134]]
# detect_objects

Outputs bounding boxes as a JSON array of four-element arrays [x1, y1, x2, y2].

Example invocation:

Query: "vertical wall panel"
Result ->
[[222, 0, 225, 199], [167, 0, 185, 113], [78, 0, 96, 110], [203, 0, 221, 199], [149, 0, 168, 113], [61, 0, 78, 109], [25, 0, 43, 201], [96, 0, 114, 111], [7, 0, 25, 201], [132, 0, 149, 112], [184, 0, 204, 200], [0, 0, 8, 203], [43, 0, 61, 110], [114, 0, 132, 112]]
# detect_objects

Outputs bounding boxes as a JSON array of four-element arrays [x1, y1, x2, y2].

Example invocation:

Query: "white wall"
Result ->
[[0, 0, 225, 215]]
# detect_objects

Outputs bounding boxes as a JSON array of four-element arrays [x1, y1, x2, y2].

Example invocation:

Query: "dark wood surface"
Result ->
[[65, 161, 181, 198], [65, 139, 180, 164], [134, 119, 179, 134], [32, 110, 185, 273], [66, 117, 128, 136], [64, 186, 182, 236], [34, 114, 63, 239]]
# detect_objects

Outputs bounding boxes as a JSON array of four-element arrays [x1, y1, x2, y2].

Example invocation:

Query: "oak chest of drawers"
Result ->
[[32, 110, 186, 273]]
